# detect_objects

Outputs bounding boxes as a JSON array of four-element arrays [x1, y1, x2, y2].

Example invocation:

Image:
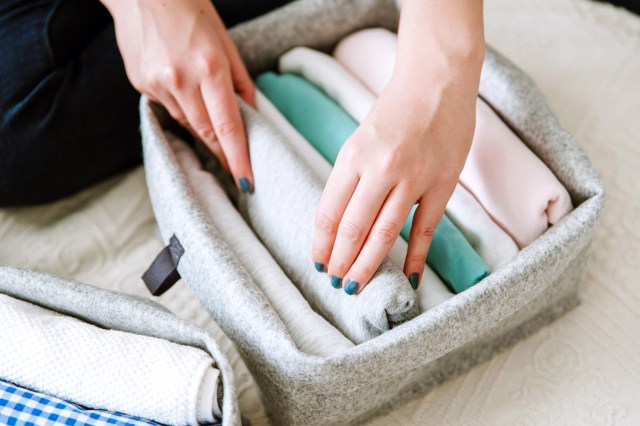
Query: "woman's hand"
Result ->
[[312, 0, 484, 294], [101, 0, 255, 191]]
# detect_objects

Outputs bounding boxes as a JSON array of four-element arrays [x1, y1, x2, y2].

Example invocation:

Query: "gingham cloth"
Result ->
[[0, 379, 159, 426]]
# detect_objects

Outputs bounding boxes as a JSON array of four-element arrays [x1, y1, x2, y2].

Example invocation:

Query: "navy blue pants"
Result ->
[[0, 0, 292, 206]]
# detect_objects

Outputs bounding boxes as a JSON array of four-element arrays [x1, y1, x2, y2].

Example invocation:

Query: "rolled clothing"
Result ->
[[236, 100, 418, 344], [447, 183, 520, 269], [332, 28, 397, 96], [170, 134, 355, 353], [256, 71, 490, 292], [0, 294, 221, 426], [256, 91, 454, 311], [0, 379, 160, 426], [333, 28, 573, 247], [462, 99, 574, 247], [278, 46, 377, 122]]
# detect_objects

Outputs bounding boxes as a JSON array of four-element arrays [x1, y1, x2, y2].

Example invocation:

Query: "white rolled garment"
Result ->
[[447, 183, 520, 270], [278, 46, 378, 122], [256, 92, 454, 312], [0, 294, 220, 426], [170, 134, 355, 354]]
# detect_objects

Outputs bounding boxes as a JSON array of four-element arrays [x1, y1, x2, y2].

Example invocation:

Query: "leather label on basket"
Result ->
[[142, 235, 185, 296]]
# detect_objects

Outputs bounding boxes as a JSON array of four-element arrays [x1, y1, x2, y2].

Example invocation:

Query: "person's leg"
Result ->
[[0, 0, 138, 206], [0, 0, 295, 207]]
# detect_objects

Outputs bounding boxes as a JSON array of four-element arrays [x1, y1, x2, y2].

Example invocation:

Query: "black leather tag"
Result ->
[[142, 235, 185, 296]]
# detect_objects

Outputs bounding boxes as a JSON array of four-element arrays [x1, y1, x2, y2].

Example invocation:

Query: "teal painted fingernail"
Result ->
[[239, 177, 252, 193], [344, 279, 359, 295], [330, 275, 343, 289], [409, 272, 420, 290], [314, 262, 326, 273]]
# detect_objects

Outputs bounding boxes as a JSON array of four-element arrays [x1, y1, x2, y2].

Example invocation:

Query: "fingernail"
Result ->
[[409, 272, 420, 290], [238, 177, 252, 193], [344, 279, 359, 295], [330, 275, 343, 289], [314, 262, 326, 273]]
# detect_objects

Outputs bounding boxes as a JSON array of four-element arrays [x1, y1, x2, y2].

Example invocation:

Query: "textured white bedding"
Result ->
[[1, 0, 638, 424]]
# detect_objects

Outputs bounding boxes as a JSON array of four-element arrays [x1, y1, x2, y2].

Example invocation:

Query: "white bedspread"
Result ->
[[1, 0, 638, 424]]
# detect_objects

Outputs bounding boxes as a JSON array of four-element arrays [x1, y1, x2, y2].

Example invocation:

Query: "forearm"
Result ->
[[393, 0, 485, 100]]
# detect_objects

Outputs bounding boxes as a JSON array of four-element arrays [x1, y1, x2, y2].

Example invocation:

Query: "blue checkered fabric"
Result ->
[[0, 379, 160, 426]]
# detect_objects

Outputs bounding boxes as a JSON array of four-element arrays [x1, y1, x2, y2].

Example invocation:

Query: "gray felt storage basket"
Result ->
[[0, 266, 242, 426], [139, 0, 605, 424]]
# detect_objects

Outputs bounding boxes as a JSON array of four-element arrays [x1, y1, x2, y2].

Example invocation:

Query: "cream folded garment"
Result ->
[[236, 100, 417, 344], [170, 134, 355, 353], [447, 183, 519, 269], [333, 28, 573, 248], [256, 91, 454, 311], [0, 294, 220, 426]]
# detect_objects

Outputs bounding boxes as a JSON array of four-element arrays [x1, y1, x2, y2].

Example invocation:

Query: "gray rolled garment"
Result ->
[[236, 101, 417, 344]]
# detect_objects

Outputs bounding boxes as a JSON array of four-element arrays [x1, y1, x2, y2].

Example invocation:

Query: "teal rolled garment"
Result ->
[[256, 72, 491, 292], [256, 72, 358, 164], [401, 206, 490, 293]]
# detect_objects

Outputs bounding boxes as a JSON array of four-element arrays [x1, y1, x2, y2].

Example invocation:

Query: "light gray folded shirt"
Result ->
[[236, 101, 418, 344]]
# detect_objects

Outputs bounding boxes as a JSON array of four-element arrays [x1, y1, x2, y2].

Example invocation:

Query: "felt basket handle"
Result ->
[[142, 234, 185, 296]]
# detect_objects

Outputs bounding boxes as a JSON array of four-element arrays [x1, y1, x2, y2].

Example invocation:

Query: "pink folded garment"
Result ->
[[333, 28, 573, 247], [333, 28, 397, 96], [461, 99, 573, 247]]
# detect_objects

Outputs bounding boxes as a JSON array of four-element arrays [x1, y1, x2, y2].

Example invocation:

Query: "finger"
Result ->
[[200, 74, 253, 193], [174, 88, 230, 173], [404, 187, 452, 290], [343, 185, 415, 295], [311, 162, 360, 281], [327, 173, 394, 292], [210, 11, 255, 106], [221, 34, 256, 107]]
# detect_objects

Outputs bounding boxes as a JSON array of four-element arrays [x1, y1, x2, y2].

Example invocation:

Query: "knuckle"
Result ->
[[339, 220, 364, 244], [161, 65, 183, 90], [407, 253, 427, 265], [194, 126, 216, 142], [215, 119, 242, 140], [331, 261, 350, 274], [338, 143, 361, 165], [315, 212, 338, 234], [379, 150, 402, 175], [416, 224, 437, 239], [374, 220, 401, 244], [197, 54, 227, 78]]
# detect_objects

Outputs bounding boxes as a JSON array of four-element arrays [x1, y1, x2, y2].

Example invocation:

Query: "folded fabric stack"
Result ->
[[0, 294, 222, 426], [254, 27, 573, 297]]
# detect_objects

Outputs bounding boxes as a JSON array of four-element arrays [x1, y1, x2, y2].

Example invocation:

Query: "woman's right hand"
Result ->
[[101, 0, 255, 191]]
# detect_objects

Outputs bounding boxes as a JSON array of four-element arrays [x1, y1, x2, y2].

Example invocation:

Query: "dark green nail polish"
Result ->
[[314, 262, 326, 273], [409, 272, 420, 290], [344, 279, 358, 295], [331, 275, 342, 289], [239, 177, 252, 193]]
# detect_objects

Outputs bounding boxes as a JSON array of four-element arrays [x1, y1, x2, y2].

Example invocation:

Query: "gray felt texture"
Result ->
[[0, 266, 241, 426], [146, 0, 603, 424]]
